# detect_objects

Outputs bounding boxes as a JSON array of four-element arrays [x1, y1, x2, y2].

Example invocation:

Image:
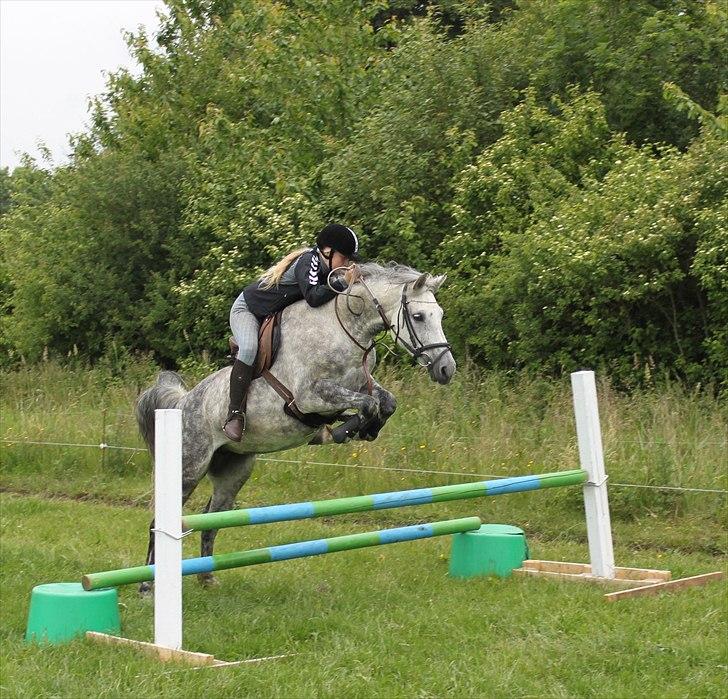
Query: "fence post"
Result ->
[[570, 371, 615, 579], [154, 409, 183, 649], [100, 408, 107, 470]]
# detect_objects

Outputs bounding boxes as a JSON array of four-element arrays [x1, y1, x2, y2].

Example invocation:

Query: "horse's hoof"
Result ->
[[138, 582, 154, 598], [198, 573, 221, 588]]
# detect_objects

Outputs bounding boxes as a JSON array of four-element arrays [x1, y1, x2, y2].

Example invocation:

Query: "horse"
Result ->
[[135, 262, 456, 589]]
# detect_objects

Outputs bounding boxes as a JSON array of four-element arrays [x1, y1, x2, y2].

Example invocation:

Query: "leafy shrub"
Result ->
[[442, 112, 727, 387]]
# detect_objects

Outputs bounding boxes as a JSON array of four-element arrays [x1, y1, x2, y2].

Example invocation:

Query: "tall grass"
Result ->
[[1, 359, 726, 553], [1, 362, 726, 698]]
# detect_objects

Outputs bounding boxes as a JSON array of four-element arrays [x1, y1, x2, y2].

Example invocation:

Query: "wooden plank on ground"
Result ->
[[86, 632, 216, 666], [210, 654, 296, 667], [86, 632, 295, 668], [604, 571, 725, 602], [513, 568, 654, 589], [518, 560, 671, 582]]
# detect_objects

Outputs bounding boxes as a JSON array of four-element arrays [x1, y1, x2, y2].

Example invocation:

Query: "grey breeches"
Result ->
[[230, 292, 259, 365]]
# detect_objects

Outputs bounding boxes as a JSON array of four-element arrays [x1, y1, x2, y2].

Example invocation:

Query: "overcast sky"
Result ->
[[1, 0, 165, 170]]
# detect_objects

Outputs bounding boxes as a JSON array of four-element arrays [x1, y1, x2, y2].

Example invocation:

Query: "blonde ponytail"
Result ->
[[259, 246, 311, 289]]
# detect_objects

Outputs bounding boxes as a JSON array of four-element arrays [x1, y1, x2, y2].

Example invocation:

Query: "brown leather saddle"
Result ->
[[229, 312, 337, 428]]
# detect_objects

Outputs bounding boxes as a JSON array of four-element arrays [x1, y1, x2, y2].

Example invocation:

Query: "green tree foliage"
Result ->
[[439, 91, 727, 386], [1, 0, 725, 386], [1, 152, 184, 360], [500, 0, 727, 148], [0, 168, 11, 217]]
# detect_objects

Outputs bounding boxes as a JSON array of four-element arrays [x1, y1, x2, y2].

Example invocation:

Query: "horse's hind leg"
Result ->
[[198, 449, 256, 587], [139, 441, 214, 595]]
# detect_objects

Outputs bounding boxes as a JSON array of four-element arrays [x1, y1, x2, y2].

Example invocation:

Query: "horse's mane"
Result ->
[[356, 262, 445, 292], [357, 262, 423, 284]]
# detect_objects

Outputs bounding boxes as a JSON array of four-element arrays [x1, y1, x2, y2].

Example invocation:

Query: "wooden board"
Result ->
[[604, 571, 725, 602], [514, 568, 659, 589], [86, 632, 295, 667], [86, 632, 216, 666], [517, 560, 671, 581], [209, 654, 295, 668]]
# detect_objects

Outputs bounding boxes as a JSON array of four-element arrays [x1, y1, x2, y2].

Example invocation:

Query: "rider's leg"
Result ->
[[224, 294, 258, 442]]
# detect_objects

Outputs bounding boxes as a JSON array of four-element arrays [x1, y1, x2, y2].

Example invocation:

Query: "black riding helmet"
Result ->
[[316, 223, 359, 261]]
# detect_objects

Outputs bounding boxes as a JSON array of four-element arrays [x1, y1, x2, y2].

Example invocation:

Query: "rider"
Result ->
[[223, 223, 360, 441]]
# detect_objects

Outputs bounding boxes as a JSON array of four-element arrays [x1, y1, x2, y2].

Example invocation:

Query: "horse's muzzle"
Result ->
[[429, 352, 456, 385]]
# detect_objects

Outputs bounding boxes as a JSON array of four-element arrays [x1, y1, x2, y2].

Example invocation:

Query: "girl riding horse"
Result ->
[[224, 223, 359, 441]]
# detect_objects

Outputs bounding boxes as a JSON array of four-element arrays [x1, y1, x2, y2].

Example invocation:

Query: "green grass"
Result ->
[[1, 361, 727, 696], [1, 495, 726, 698]]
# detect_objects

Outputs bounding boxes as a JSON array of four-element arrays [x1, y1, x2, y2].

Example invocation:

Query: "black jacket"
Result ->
[[242, 247, 341, 319]]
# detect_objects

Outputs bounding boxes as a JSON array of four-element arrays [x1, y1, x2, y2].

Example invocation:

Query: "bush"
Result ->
[[440, 107, 727, 387]]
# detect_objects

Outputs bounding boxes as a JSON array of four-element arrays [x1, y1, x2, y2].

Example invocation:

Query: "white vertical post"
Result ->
[[571, 371, 615, 579], [154, 409, 183, 649]]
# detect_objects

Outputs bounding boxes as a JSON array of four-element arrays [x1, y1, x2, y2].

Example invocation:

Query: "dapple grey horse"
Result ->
[[135, 263, 456, 589]]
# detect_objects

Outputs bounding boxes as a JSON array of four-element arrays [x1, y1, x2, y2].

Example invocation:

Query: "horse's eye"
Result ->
[[412, 313, 424, 321]]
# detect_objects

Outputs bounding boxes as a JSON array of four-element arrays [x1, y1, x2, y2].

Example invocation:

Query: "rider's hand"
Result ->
[[330, 276, 348, 292]]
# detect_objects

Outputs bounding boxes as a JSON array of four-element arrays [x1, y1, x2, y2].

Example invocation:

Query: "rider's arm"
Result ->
[[295, 250, 342, 307]]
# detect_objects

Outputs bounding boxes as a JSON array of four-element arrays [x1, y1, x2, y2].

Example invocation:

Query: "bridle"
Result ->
[[329, 265, 452, 392], [394, 290, 453, 368]]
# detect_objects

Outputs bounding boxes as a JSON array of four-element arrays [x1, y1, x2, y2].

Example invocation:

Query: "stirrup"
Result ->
[[223, 410, 246, 440]]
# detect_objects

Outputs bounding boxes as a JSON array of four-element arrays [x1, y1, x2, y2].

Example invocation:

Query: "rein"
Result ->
[[333, 272, 376, 395]]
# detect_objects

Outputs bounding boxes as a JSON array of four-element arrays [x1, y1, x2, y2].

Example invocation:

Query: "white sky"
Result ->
[[1, 0, 165, 170]]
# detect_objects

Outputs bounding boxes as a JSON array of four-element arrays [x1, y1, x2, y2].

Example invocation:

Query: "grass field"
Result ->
[[1, 361, 727, 697]]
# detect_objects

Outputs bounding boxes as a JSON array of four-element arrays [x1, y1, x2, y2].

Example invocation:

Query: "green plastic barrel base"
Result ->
[[25, 583, 121, 645], [449, 524, 528, 579]]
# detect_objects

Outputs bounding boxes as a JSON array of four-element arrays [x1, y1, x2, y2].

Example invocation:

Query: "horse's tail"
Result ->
[[136, 371, 188, 455]]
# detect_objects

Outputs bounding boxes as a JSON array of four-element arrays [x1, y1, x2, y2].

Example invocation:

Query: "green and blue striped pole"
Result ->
[[81, 516, 481, 590], [182, 470, 587, 532]]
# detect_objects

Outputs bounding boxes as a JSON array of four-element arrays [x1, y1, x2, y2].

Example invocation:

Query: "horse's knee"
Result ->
[[308, 426, 333, 445], [380, 392, 397, 418], [361, 394, 379, 419]]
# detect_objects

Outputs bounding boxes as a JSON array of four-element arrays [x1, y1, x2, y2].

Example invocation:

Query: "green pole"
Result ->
[[82, 517, 481, 590], [182, 469, 588, 531]]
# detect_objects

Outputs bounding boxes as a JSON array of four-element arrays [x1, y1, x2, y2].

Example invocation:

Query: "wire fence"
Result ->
[[4, 411, 727, 447], [2, 437, 726, 495]]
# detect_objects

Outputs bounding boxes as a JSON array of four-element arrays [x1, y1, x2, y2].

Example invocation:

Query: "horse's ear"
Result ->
[[428, 274, 446, 292], [413, 273, 428, 291]]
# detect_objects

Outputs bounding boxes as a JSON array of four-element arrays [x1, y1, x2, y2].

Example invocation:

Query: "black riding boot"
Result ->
[[223, 359, 255, 442]]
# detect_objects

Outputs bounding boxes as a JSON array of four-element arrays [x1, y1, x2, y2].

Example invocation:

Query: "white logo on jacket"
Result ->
[[308, 254, 319, 285]]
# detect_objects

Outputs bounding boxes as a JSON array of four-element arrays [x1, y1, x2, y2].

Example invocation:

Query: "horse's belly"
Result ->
[[221, 430, 314, 455]]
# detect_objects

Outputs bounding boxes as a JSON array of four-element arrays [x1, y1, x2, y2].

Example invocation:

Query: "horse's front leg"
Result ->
[[357, 380, 397, 441], [300, 378, 380, 417], [298, 378, 380, 444]]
